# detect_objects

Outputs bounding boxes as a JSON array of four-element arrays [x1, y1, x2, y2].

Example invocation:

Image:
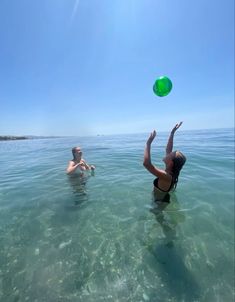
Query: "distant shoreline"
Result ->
[[0, 136, 62, 141], [0, 136, 28, 141]]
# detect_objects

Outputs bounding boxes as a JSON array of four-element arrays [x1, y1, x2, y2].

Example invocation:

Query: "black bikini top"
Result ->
[[153, 177, 174, 193]]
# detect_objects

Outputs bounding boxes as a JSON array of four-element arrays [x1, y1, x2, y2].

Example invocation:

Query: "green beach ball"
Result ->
[[153, 76, 173, 97]]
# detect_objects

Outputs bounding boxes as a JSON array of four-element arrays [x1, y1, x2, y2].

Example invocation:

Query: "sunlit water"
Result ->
[[0, 128, 234, 302]]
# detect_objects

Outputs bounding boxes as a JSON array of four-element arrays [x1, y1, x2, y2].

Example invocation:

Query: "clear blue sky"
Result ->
[[0, 0, 234, 136]]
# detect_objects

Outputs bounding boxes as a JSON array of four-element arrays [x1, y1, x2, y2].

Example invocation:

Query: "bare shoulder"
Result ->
[[68, 160, 75, 166], [144, 163, 168, 179], [155, 168, 171, 180]]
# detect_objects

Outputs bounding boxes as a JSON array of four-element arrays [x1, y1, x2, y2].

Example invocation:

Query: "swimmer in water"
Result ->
[[66, 146, 95, 175], [143, 122, 186, 203]]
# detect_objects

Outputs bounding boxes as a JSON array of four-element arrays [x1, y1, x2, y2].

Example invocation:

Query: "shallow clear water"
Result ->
[[0, 128, 234, 302]]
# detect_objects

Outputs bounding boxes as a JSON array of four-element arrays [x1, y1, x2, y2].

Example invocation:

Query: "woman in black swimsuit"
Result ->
[[143, 122, 186, 203]]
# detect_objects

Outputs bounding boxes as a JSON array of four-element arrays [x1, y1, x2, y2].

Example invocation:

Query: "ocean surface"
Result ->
[[0, 128, 234, 302]]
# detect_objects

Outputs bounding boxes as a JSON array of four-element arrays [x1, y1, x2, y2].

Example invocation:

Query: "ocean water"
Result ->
[[0, 128, 234, 302]]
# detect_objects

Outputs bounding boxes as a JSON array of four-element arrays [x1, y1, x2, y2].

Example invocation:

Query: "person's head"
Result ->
[[163, 151, 186, 189], [72, 146, 82, 160]]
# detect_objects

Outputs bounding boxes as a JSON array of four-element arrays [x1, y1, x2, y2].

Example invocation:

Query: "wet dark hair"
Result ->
[[171, 151, 186, 190], [72, 147, 76, 158]]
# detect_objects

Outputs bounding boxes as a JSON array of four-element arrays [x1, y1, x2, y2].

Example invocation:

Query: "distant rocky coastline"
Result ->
[[0, 135, 62, 141], [0, 136, 28, 141]]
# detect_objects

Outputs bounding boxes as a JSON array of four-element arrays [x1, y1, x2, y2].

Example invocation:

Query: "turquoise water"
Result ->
[[0, 128, 234, 302]]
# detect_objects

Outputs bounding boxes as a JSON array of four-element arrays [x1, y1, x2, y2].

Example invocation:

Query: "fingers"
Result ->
[[147, 130, 156, 144], [177, 121, 183, 128], [151, 130, 156, 138], [178, 121, 183, 126], [175, 121, 183, 129]]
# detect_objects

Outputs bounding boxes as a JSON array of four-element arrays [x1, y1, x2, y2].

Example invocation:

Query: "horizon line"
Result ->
[[1, 126, 234, 139]]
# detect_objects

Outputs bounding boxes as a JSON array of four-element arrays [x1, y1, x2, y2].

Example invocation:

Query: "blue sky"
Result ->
[[0, 0, 234, 136]]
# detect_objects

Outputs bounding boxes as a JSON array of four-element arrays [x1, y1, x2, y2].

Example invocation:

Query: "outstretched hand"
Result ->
[[171, 122, 183, 134], [146, 130, 156, 145]]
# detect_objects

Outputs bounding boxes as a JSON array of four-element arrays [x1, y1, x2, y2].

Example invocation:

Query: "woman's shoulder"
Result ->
[[69, 159, 77, 166]]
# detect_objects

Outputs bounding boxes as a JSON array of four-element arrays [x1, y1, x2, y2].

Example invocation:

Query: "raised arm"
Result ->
[[143, 130, 156, 167], [143, 130, 168, 179], [166, 122, 183, 155]]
